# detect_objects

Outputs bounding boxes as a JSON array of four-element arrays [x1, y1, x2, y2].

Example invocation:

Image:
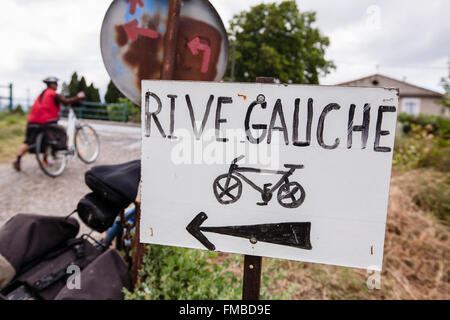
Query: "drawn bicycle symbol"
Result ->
[[213, 155, 306, 208]]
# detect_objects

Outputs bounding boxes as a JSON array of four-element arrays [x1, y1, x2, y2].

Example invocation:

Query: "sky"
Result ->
[[0, 0, 448, 108]]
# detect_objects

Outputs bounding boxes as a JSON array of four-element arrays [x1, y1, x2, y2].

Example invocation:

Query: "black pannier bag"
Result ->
[[79, 160, 141, 232], [55, 249, 131, 300], [0, 214, 79, 289], [5, 238, 101, 300], [27, 124, 67, 154], [0, 214, 131, 300], [45, 124, 68, 151], [27, 124, 45, 154]]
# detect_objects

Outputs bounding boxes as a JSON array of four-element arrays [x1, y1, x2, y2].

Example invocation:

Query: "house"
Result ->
[[337, 74, 447, 116]]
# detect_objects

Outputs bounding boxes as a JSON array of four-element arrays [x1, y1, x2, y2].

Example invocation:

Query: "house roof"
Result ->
[[337, 74, 443, 98]]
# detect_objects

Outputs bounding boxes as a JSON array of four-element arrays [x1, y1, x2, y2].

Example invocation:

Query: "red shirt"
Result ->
[[27, 89, 61, 124]]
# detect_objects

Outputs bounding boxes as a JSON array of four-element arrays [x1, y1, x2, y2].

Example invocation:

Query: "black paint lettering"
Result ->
[[245, 101, 268, 144], [317, 103, 341, 150], [167, 95, 178, 139], [185, 94, 214, 140], [293, 98, 313, 147], [374, 105, 396, 152], [267, 99, 289, 145], [144, 91, 166, 138], [347, 103, 370, 149], [215, 97, 232, 142]]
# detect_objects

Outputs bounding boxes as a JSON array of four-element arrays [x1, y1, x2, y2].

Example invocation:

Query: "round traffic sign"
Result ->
[[100, 0, 229, 105]]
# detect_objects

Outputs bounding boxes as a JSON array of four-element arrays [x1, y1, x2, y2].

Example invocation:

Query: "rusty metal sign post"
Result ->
[[130, 4, 266, 299], [101, 0, 228, 288], [241, 77, 275, 300], [130, 0, 183, 288], [131, 0, 183, 287], [161, 0, 182, 80]]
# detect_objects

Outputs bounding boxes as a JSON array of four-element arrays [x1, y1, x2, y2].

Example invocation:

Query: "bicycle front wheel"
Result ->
[[75, 124, 100, 164], [35, 132, 68, 178], [277, 182, 306, 209]]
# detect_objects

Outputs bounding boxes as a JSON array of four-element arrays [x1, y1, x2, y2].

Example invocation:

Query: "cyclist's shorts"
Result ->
[[24, 122, 43, 145]]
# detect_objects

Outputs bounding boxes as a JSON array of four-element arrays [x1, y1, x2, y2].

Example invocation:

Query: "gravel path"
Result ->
[[0, 121, 141, 235]]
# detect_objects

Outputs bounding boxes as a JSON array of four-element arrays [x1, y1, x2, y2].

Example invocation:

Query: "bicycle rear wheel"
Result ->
[[213, 174, 243, 205], [35, 132, 68, 178], [75, 124, 100, 164], [277, 182, 305, 208]]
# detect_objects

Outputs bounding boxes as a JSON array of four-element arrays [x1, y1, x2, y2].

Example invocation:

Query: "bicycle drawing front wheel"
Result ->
[[35, 132, 68, 178], [75, 124, 100, 164], [213, 174, 243, 205], [277, 181, 306, 208]]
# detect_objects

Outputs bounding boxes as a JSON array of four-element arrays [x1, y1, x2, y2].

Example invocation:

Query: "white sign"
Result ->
[[140, 80, 398, 271]]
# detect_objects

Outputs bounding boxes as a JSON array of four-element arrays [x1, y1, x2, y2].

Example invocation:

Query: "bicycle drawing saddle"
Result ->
[[284, 164, 304, 170]]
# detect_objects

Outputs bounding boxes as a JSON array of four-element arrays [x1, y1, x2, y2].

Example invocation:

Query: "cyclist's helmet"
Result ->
[[43, 76, 59, 84]]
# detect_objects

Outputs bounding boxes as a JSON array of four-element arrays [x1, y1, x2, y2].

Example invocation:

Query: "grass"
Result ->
[[0, 112, 26, 163], [407, 170, 450, 223]]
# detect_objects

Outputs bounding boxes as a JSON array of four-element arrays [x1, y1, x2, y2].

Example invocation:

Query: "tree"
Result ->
[[228, 0, 335, 84], [440, 77, 450, 109], [86, 83, 101, 103], [13, 104, 25, 115], [67, 72, 80, 97], [61, 82, 70, 97], [104, 80, 125, 104], [65, 72, 101, 102]]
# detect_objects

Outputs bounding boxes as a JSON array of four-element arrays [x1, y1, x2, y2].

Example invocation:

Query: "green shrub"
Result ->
[[124, 246, 242, 300], [106, 104, 126, 122], [106, 98, 140, 123], [124, 245, 293, 300], [6, 116, 19, 125], [410, 172, 450, 223], [13, 104, 25, 115], [398, 113, 450, 139], [393, 118, 450, 172], [417, 145, 450, 172]]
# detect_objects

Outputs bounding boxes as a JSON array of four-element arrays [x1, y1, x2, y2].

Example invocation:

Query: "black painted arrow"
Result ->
[[186, 212, 312, 251]]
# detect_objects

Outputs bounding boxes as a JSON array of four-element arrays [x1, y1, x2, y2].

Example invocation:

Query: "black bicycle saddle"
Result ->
[[84, 160, 141, 209]]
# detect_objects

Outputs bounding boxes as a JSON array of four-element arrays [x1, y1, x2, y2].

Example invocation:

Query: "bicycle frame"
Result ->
[[66, 107, 77, 152], [101, 206, 136, 249], [229, 164, 296, 196]]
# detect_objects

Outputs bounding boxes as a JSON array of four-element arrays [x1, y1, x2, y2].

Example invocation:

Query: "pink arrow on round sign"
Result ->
[[123, 19, 159, 41], [125, 0, 144, 15], [187, 37, 212, 74]]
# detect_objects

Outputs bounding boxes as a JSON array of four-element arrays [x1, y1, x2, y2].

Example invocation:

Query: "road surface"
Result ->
[[0, 121, 141, 236]]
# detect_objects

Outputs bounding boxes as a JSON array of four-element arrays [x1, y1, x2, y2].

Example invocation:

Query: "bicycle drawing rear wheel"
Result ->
[[75, 124, 100, 164], [35, 132, 68, 178], [213, 174, 243, 205], [277, 182, 306, 208]]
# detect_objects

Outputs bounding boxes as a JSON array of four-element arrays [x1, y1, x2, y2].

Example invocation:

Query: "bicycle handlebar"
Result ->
[[232, 155, 245, 164]]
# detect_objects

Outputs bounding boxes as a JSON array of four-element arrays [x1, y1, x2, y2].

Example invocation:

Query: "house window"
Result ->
[[402, 98, 421, 116]]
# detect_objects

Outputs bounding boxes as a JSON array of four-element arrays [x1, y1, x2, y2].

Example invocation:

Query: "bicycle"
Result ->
[[32, 106, 100, 177], [213, 155, 306, 208]]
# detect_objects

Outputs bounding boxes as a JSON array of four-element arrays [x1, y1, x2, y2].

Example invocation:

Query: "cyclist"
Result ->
[[13, 77, 86, 171]]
